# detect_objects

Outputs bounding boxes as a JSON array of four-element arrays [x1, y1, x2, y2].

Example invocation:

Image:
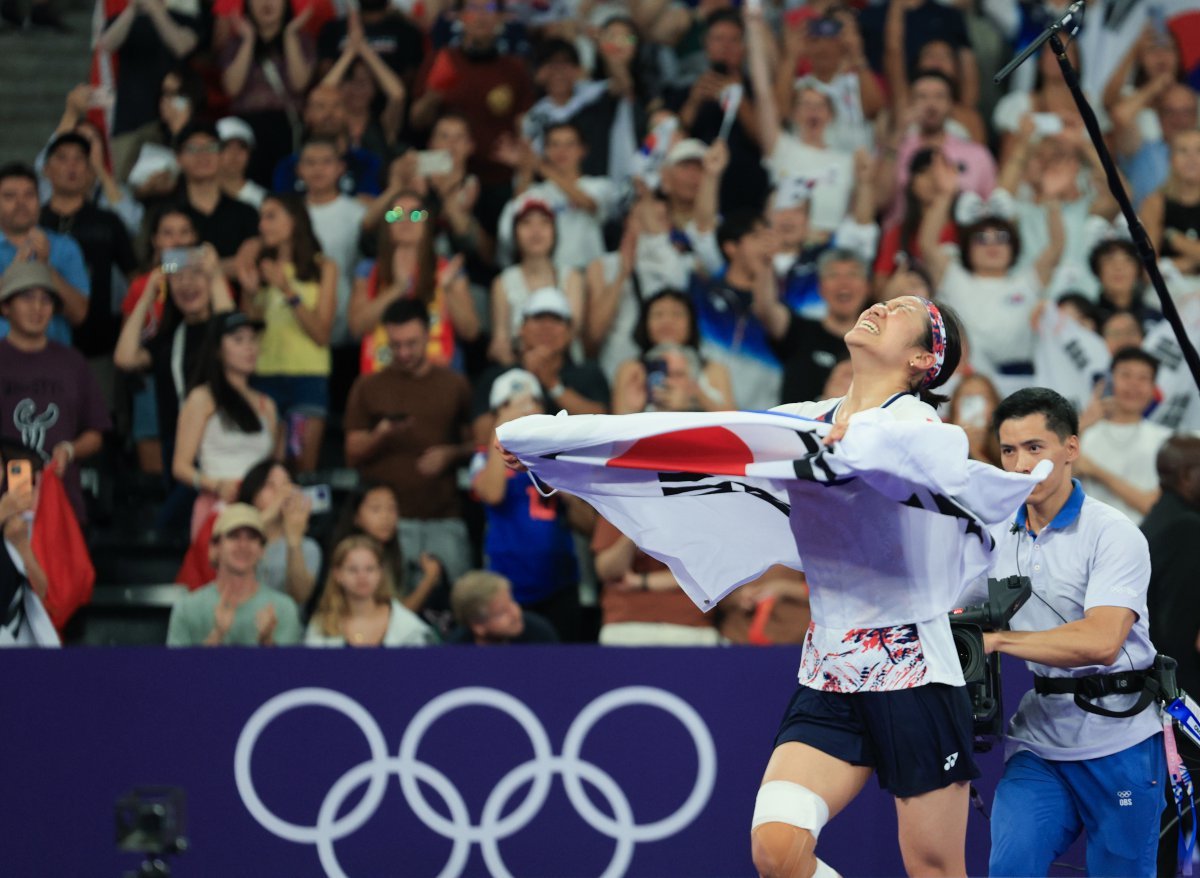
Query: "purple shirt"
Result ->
[[0, 340, 111, 523]]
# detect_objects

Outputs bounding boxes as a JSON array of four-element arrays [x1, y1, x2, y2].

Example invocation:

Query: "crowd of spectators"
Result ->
[[1, 0, 1200, 649]]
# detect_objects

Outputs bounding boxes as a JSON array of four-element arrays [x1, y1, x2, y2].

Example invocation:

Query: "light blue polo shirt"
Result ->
[[0, 229, 90, 345], [987, 480, 1161, 762]]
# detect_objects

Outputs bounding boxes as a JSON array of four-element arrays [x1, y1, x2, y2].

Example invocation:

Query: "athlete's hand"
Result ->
[[822, 422, 847, 447]]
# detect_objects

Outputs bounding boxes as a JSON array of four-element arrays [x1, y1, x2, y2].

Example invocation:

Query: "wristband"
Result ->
[[548, 382, 566, 399], [55, 441, 75, 463]]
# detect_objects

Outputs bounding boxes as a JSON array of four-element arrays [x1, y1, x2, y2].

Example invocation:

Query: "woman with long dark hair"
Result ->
[[328, 483, 447, 628], [240, 193, 336, 472], [172, 311, 277, 535], [747, 296, 976, 878], [872, 148, 957, 294], [348, 190, 478, 374], [611, 289, 734, 414], [219, 0, 315, 185]]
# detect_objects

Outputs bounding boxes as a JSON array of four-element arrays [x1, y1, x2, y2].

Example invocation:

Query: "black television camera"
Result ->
[[949, 575, 1031, 752]]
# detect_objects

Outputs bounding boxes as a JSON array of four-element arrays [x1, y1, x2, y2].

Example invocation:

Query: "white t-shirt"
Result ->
[[765, 133, 853, 233], [771, 393, 964, 691], [304, 599, 437, 647], [1080, 419, 1173, 524], [938, 256, 1043, 396], [308, 195, 366, 346], [498, 177, 619, 271]]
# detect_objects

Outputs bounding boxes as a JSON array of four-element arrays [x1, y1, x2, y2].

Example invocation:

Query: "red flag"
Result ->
[[175, 510, 218, 590], [31, 468, 95, 631]]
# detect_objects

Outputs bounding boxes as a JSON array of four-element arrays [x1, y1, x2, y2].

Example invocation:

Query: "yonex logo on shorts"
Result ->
[[943, 752, 959, 770]]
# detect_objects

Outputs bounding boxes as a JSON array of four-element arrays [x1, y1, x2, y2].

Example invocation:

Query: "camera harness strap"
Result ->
[[1035, 670, 1199, 872]]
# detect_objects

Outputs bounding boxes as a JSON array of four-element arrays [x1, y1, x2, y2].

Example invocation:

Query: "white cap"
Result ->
[[489, 368, 544, 409], [665, 138, 707, 166], [521, 287, 572, 321], [216, 117, 256, 149], [772, 176, 814, 211]]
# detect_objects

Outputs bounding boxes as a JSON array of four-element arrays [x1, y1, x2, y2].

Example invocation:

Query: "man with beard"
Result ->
[[344, 299, 474, 582]]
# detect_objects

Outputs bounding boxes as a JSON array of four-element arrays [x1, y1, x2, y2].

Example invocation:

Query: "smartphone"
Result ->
[[161, 247, 205, 274], [6, 460, 32, 496], [645, 357, 669, 398], [301, 484, 332, 515], [416, 149, 453, 177], [1032, 113, 1064, 137]]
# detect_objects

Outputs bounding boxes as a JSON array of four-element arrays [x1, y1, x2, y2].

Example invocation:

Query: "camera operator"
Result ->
[[973, 387, 1163, 877]]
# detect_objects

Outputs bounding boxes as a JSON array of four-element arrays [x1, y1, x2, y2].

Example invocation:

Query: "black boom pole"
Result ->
[[995, 1, 1200, 399]]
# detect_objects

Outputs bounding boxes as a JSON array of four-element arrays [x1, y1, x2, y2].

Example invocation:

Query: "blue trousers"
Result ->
[[989, 735, 1165, 877]]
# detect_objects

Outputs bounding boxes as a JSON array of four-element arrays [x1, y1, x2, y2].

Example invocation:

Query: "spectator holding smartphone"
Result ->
[[115, 237, 235, 510], [611, 290, 733, 414], [0, 445, 51, 647], [344, 299, 475, 583], [0, 262, 109, 525]]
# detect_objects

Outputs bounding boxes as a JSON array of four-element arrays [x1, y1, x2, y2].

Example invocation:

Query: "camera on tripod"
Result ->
[[949, 575, 1031, 751]]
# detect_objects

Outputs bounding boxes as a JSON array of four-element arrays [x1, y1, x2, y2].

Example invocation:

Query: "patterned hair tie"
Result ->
[[918, 298, 946, 389]]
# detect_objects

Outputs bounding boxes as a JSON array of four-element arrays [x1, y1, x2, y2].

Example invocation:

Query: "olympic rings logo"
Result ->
[[234, 686, 718, 878]]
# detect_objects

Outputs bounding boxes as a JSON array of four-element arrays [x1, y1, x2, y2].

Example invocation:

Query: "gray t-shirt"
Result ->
[[258, 537, 323, 596], [166, 583, 303, 646]]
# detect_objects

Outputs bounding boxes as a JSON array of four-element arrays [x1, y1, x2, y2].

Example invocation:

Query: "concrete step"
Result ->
[[0, 3, 95, 165]]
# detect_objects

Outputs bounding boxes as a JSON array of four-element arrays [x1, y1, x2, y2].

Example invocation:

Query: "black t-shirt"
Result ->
[[317, 13, 424, 77], [859, 1, 970, 74], [145, 317, 213, 444], [40, 202, 138, 359], [470, 361, 610, 421], [109, 11, 203, 136], [444, 609, 560, 644], [772, 315, 847, 406], [178, 193, 261, 260], [666, 77, 769, 214]]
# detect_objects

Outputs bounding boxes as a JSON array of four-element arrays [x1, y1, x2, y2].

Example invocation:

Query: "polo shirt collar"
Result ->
[[1015, 478, 1085, 535]]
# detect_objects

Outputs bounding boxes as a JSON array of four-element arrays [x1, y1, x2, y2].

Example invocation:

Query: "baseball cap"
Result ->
[[489, 368, 544, 409], [212, 503, 266, 541], [0, 261, 59, 305], [213, 310, 265, 335], [665, 138, 707, 167], [514, 197, 555, 223], [46, 131, 92, 159], [216, 117, 256, 149], [808, 16, 842, 38], [521, 287, 572, 321]]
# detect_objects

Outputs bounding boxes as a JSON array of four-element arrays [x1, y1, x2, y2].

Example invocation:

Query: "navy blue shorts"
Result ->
[[774, 683, 980, 798], [253, 374, 329, 419]]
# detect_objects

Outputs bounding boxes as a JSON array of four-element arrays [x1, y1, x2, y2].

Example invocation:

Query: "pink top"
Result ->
[[887, 132, 998, 229]]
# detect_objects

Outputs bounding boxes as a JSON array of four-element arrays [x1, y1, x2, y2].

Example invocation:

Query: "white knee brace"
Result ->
[[750, 780, 832, 839]]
